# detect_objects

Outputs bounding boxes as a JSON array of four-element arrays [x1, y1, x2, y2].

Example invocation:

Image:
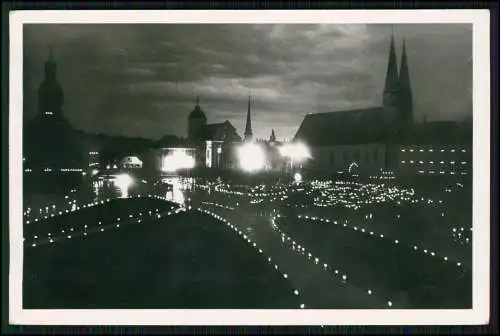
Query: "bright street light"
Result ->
[[237, 142, 266, 172], [162, 149, 196, 172], [279, 142, 311, 162], [114, 173, 133, 198]]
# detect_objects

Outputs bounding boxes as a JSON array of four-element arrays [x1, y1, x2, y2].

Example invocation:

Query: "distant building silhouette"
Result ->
[[183, 97, 241, 169], [187, 96, 207, 141], [294, 29, 472, 179], [24, 48, 84, 175], [38, 47, 64, 119]]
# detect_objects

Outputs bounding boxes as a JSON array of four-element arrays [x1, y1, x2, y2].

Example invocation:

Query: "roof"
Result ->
[[200, 121, 242, 142], [121, 156, 143, 165], [188, 105, 206, 120], [294, 107, 396, 146]]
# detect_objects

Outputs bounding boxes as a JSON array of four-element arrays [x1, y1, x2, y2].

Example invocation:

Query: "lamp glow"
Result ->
[[279, 142, 311, 162], [114, 173, 133, 198], [162, 149, 195, 172], [237, 142, 266, 172]]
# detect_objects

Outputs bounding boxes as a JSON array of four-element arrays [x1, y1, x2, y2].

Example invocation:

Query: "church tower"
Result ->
[[38, 47, 64, 118], [244, 95, 253, 141], [188, 96, 207, 141], [382, 28, 400, 114], [398, 38, 413, 127]]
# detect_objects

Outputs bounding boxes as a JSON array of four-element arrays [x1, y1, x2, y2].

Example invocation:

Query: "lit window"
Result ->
[[419, 161, 423, 164], [450, 161, 455, 164], [440, 161, 444, 164], [401, 161, 405, 164], [441, 149, 445, 152], [44, 111, 53, 115], [419, 149, 424, 152], [429, 149, 434, 152], [451, 149, 456, 153], [462, 149, 466, 153], [429, 161, 434, 164], [401, 149, 406, 152], [461, 161, 467, 165], [410, 160, 414, 164], [409, 149, 414, 152]]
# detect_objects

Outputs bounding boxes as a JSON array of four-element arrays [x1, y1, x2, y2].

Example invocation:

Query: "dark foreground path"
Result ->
[[24, 208, 300, 309]]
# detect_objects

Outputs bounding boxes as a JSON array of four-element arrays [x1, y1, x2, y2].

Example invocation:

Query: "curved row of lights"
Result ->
[[26, 205, 184, 248], [198, 207, 306, 309], [295, 214, 465, 267], [198, 200, 390, 309], [25, 192, 179, 226], [268, 213, 394, 308], [25, 207, 169, 241], [200, 201, 234, 211]]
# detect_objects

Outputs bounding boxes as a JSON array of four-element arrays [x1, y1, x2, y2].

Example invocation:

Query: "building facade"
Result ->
[[294, 30, 472, 178]]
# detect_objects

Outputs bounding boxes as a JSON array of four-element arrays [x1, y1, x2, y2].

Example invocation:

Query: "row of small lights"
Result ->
[[25, 207, 167, 238], [417, 171, 467, 175], [24, 168, 84, 173], [26, 207, 165, 244], [200, 201, 235, 211], [401, 148, 467, 153], [198, 207, 306, 309], [24, 197, 78, 216], [25, 193, 176, 225], [268, 213, 393, 308], [199, 199, 392, 308], [295, 213, 464, 267], [26, 205, 184, 248], [401, 160, 467, 165]]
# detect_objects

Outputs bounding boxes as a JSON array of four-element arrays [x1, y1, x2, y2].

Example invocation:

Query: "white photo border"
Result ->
[[9, 9, 491, 326]]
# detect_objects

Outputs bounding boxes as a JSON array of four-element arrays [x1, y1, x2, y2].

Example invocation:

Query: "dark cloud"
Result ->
[[23, 24, 472, 140]]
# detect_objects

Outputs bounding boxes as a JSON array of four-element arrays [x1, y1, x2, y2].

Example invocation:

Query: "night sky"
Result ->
[[23, 24, 472, 140]]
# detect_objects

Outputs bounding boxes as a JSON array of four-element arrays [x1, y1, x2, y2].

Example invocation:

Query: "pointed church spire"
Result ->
[[382, 26, 400, 110], [384, 27, 399, 92], [398, 37, 413, 125], [269, 129, 276, 142], [244, 95, 253, 141]]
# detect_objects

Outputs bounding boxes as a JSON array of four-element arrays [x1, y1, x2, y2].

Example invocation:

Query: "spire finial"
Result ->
[[244, 92, 253, 141]]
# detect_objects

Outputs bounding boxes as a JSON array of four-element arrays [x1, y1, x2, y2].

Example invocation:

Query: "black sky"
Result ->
[[23, 24, 472, 140]]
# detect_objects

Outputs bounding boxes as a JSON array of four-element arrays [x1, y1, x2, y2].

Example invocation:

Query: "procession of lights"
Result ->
[[198, 207, 306, 309], [198, 200, 389, 308], [25, 194, 184, 247]]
